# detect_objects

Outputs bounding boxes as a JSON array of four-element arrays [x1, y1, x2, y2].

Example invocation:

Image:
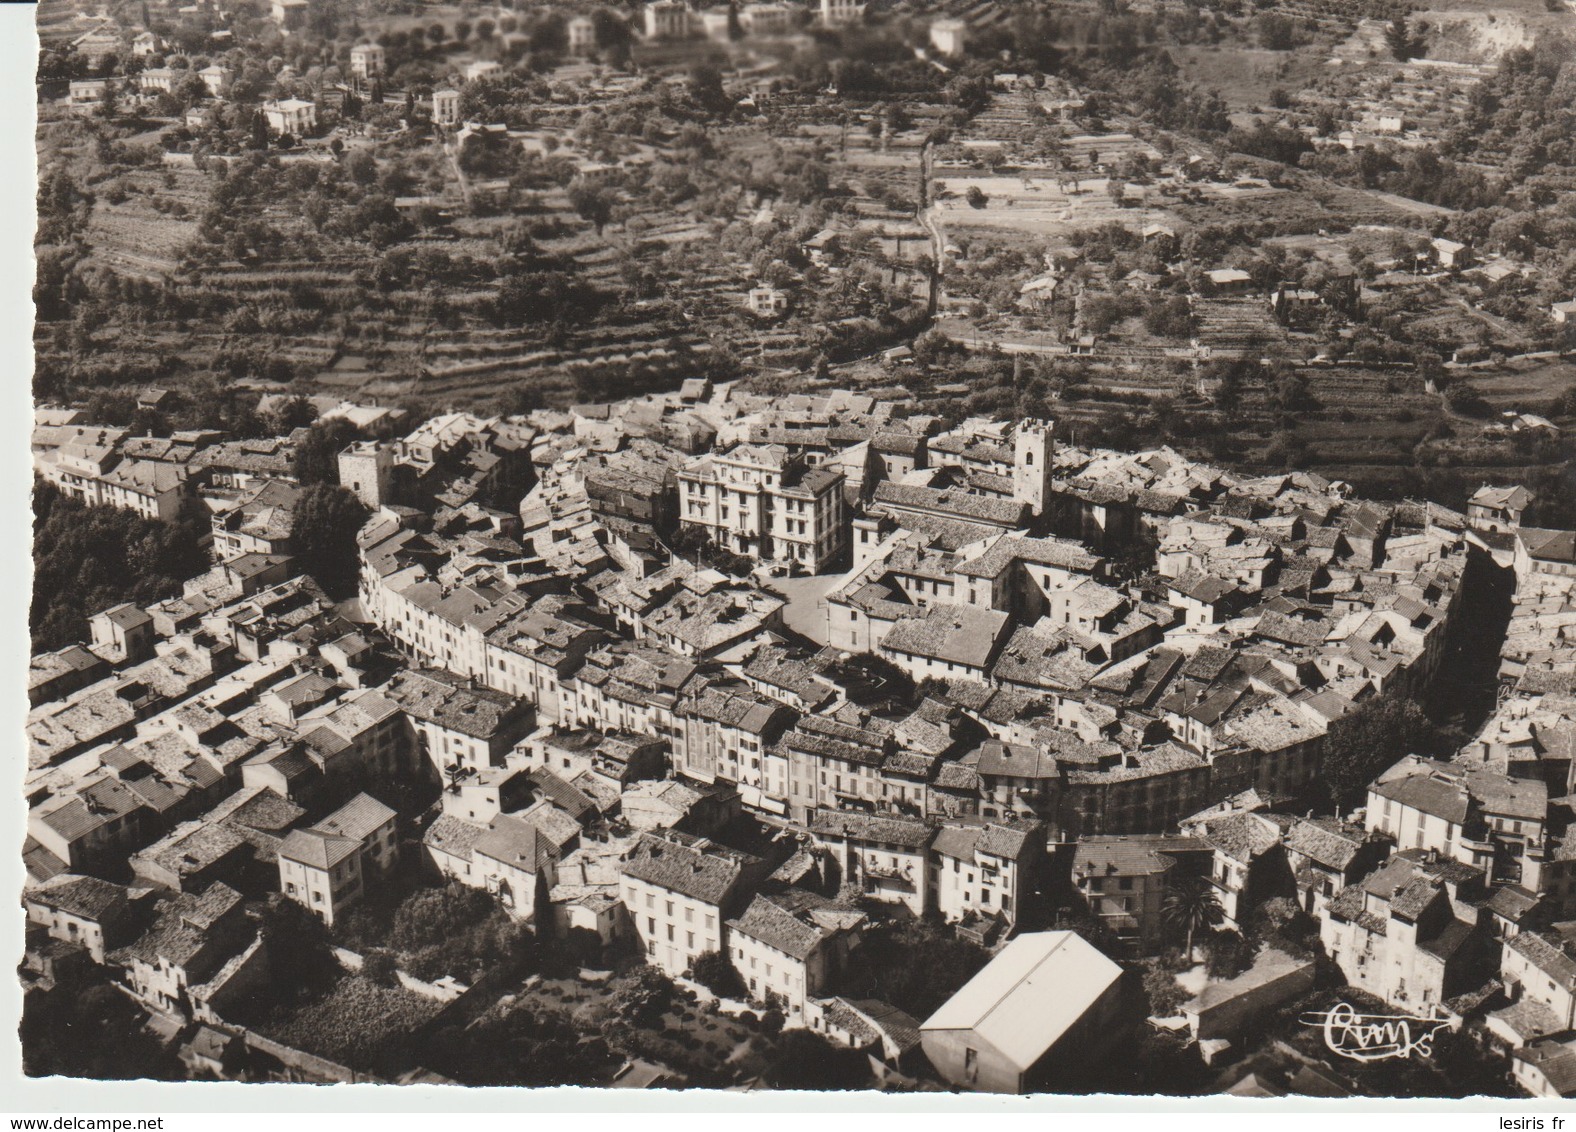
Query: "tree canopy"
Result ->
[[291, 484, 370, 598], [31, 480, 211, 652], [1322, 691, 1450, 809]]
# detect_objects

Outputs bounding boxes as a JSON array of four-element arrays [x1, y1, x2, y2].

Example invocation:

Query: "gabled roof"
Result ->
[[423, 814, 486, 862], [727, 893, 854, 960], [278, 829, 362, 871], [809, 809, 933, 850], [474, 813, 560, 874], [921, 931, 1123, 1072], [1509, 931, 1576, 991], [1283, 817, 1368, 871], [1072, 835, 1205, 878], [29, 873, 130, 922], [620, 832, 758, 905], [1372, 772, 1470, 826], [314, 793, 395, 843], [1514, 1039, 1576, 1096]]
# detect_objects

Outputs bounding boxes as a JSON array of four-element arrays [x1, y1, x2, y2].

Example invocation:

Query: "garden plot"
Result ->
[[933, 171, 1184, 239]]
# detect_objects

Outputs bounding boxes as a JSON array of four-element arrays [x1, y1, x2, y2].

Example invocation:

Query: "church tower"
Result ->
[[1012, 418, 1055, 517]]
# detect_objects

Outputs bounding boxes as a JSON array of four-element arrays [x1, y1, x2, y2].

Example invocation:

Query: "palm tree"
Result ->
[[1162, 874, 1225, 964]]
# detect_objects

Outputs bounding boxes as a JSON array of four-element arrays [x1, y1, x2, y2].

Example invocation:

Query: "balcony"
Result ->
[[864, 865, 915, 891]]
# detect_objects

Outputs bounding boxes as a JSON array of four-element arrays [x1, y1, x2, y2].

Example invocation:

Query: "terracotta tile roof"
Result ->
[[1510, 931, 1576, 990], [809, 809, 934, 850], [1515, 1039, 1576, 1097], [728, 893, 840, 960], [423, 814, 486, 862], [1200, 812, 1290, 863], [315, 793, 395, 843], [1073, 835, 1205, 878], [1283, 817, 1368, 871], [29, 874, 130, 922], [278, 828, 362, 871], [474, 813, 559, 874], [620, 832, 759, 905], [1372, 772, 1470, 826]]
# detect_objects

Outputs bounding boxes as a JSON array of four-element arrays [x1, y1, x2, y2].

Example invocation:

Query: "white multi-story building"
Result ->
[[620, 831, 763, 977], [820, 0, 864, 26], [727, 892, 865, 1017], [644, 0, 692, 39], [349, 43, 385, 80], [263, 98, 317, 137], [810, 810, 934, 917], [740, 2, 796, 34], [677, 443, 848, 573], [198, 65, 230, 97], [277, 794, 397, 927], [432, 89, 462, 127], [930, 821, 1045, 929], [41, 445, 190, 522]]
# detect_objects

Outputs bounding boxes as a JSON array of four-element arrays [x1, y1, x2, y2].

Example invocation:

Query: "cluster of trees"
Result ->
[[669, 527, 755, 578], [1256, 11, 1318, 51], [1321, 689, 1459, 808], [22, 967, 182, 1080], [1303, 143, 1496, 212], [1078, 290, 1197, 339], [291, 484, 370, 599], [426, 998, 616, 1086], [31, 481, 212, 652], [836, 918, 994, 1020], [333, 882, 539, 985], [1226, 122, 1314, 166]]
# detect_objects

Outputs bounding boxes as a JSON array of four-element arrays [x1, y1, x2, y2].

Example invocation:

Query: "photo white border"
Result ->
[[3, 5, 1568, 1119]]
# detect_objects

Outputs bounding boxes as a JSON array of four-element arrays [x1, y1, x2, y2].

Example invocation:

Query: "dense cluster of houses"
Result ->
[[22, 377, 1576, 1093]]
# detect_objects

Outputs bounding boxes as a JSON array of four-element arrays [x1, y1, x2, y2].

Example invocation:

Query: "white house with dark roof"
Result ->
[[1195, 810, 1294, 930], [277, 793, 396, 926], [1282, 815, 1390, 917], [1500, 927, 1576, 1036], [349, 42, 384, 80], [89, 603, 156, 666], [1072, 833, 1211, 952], [423, 813, 487, 885], [30, 643, 111, 706], [972, 739, 1063, 823], [472, 812, 562, 921], [878, 603, 1012, 683], [1516, 527, 1576, 582], [1468, 485, 1532, 533], [810, 809, 934, 916], [671, 680, 798, 807], [383, 667, 535, 774], [41, 442, 192, 522], [1319, 850, 1486, 1009], [25, 874, 137, 963], [726, 890, 865, 1017], [1367, 755, 1552, 888], [1514, 1036, 1576, 1098], [931, 820, 1045, 929], [28, 777, 153, 876], [619, 831, 765, 977], [921, 931, 1125, 1092], [109, 883, 249, 1019]]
